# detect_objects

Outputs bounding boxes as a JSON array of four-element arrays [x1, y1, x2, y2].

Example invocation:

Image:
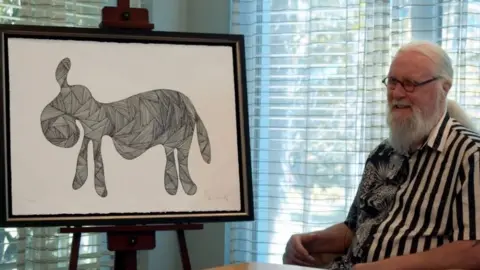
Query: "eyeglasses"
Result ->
[[382, 76, 440, 92]]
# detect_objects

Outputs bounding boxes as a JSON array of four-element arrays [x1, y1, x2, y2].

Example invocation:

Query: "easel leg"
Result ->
[[114, 251, 137, 270], [176, 229, 191, 270], [69, 232, 81, 270]]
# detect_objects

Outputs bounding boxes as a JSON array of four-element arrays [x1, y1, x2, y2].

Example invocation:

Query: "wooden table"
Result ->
[[204, 262, 326, 270]]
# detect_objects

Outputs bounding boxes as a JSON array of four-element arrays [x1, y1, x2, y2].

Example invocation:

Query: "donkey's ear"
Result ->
[[55, 57, 71, 87]]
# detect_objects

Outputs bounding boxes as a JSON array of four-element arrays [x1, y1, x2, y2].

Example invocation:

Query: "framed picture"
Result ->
[[0, 25, 253, 227]]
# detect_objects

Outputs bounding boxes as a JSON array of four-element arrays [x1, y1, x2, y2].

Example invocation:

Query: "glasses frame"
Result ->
[[382, 76, 440, 93]]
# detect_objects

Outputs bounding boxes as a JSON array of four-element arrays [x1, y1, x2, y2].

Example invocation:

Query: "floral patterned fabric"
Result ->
[[329, 141, 410, 269]]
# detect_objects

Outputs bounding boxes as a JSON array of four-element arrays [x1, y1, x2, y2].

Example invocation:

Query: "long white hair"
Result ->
[[447, 99, 476, 131]]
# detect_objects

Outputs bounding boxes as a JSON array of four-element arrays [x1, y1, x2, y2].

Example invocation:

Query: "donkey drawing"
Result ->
[[40, 57, 212, 198]]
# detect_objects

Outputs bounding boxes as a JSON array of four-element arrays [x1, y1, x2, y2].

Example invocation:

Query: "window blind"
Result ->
[[229, 0, 480, 264]]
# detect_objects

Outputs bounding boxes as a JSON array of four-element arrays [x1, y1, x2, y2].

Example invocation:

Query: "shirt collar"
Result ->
[[422, 110, 452, 153]]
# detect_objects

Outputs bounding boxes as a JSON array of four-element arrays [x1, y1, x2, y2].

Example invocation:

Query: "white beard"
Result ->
[[387, 96, 444, 155]]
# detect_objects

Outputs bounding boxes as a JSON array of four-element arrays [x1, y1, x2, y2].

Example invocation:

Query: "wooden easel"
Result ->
[[59, 1, 204, 270], [99, 0, 154, 30], [60, 223, 204, 270]]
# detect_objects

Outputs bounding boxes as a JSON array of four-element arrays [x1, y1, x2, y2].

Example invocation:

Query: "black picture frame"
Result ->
[[0, 24, 254, 227]]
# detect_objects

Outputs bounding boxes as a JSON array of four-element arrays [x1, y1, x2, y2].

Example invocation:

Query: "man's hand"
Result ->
[[283, 223, 354, 267], [282, 232, 319, 266]]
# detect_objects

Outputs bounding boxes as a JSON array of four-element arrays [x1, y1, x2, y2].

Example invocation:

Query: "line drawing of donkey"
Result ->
[[40, 57, 212, 198]]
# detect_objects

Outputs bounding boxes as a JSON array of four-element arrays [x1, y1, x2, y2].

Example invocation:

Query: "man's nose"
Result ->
[[390, 83, 407, 98]]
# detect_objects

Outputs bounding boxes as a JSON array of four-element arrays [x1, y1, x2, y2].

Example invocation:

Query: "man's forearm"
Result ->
[[309, 223, 353, 254], [368, 240, 480, 269]]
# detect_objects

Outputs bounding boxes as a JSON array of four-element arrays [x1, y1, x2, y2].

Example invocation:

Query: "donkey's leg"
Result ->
[[92, 140, 108, 197], [72, 137, 90, 190], [177, 135, 197, 195], [164, 146, 179, 195]]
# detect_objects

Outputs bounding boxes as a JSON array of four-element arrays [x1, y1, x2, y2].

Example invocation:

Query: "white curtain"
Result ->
[[0, 1, 142, 269], [229, 0, 480, 264]]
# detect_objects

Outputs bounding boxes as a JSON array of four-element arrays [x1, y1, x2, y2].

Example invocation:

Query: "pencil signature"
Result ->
[[204, 190, 229, 201]]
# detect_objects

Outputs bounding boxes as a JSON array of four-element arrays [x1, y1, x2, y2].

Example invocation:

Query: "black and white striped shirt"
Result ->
[[332, 112, 480, 267]]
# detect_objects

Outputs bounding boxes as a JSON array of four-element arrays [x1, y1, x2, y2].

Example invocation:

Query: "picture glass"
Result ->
[[6, 36, 243, 217]]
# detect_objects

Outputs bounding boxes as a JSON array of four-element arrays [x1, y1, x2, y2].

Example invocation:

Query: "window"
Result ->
[[229, 0, 480, 264]]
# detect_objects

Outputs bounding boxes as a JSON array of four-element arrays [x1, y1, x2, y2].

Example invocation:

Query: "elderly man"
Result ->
[[283, 41, 480, 269]]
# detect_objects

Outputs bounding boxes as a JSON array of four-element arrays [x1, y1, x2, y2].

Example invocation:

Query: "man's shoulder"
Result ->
[[367, 139, 393, 158], [448, 117, 480, 155]]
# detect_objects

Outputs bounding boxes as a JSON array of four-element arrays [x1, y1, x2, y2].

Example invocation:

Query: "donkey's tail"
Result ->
[[195, 114, 211, 163]]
